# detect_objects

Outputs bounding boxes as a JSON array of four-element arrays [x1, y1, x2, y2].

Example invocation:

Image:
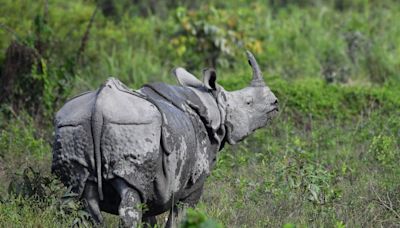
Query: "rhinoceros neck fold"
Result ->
[[141, 83, 226, 144]]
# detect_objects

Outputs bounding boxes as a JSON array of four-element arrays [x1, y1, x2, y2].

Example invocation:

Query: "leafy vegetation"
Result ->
[[0, 0, 399, 227]]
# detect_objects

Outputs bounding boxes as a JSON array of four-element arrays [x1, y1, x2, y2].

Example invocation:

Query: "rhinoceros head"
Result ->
[[223, 51, 278, 144], [173, 51, 278, 144]]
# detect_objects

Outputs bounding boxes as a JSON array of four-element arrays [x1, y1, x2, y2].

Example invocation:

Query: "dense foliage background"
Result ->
[[0, 0, 399, 227]]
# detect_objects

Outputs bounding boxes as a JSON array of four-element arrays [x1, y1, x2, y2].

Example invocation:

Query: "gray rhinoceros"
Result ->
[[52, 51, 278, 227]]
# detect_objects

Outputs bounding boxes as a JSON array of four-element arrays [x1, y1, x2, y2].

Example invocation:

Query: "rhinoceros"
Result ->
[[52, 51, 278, 227]]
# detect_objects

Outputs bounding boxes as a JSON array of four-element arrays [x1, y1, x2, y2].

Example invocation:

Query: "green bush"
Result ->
[[1, 167, 90, 227], [0, 113, 49, 160], [180, 208, 223, 228], [369, 134, 398, 169]]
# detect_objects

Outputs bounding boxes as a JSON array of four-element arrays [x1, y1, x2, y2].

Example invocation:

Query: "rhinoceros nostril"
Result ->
[[271, 99, 278, 106]]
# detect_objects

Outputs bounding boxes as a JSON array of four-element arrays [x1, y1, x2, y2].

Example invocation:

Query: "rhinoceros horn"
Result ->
[[246, 50, 265, 87]]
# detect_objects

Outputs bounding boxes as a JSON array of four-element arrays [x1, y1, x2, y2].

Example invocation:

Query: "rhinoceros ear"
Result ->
[[202, 68, 217, 91], [172, 67, 203, 88]]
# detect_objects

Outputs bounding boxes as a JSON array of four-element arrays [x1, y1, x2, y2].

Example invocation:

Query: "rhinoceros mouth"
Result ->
[[267, 107, 279, 115]]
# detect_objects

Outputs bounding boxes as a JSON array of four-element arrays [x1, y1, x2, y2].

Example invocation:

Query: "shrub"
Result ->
[[369, 134, 398, 169], [180, 208, 223, 228], [1, 167, 90, 227]]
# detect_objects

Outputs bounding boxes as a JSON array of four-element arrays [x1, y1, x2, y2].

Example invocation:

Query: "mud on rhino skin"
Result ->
[[52, 51, 279, 227]]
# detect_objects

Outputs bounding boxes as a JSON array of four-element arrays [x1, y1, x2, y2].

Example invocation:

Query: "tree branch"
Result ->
[[76, 3, 98, 64]]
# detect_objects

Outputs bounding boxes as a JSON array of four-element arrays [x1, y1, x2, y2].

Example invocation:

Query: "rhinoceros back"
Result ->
[[52, 78, 162, 199], [96, 79, 162, 201]]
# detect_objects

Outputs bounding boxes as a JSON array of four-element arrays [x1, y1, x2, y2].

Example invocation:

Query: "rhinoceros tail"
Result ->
[[91, 85, 105, 201]]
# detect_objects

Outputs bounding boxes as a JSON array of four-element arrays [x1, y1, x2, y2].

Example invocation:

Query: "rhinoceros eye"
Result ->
[[245, 97, 253, 106]]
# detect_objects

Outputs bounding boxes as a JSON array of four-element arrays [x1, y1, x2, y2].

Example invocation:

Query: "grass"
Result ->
[[0, 0, 399, 227], [197, 79, 400, 227]]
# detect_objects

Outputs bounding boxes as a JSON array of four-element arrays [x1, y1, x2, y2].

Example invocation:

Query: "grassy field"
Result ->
[[0, 0, 399, 227]]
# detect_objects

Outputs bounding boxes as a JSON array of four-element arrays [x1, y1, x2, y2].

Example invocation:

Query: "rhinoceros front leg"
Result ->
[[165, 203, 187, 228], [112, 178, 142, 227], [82, 180, 103, 224], [142, 216, 157, 227], [165, 185, 204, 227]]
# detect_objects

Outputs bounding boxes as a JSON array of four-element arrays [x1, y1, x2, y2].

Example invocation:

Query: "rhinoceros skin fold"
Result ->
[[52, 51, 278, 227]]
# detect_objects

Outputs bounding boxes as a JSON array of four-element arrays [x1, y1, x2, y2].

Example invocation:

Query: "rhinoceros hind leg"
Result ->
[[165, 204, 186, 228], [112, 178, 142, 227], [82, 181, 103, 224]]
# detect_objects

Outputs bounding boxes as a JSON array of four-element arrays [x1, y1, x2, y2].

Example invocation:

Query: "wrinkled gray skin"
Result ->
[[52, 51, 278, 227]]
